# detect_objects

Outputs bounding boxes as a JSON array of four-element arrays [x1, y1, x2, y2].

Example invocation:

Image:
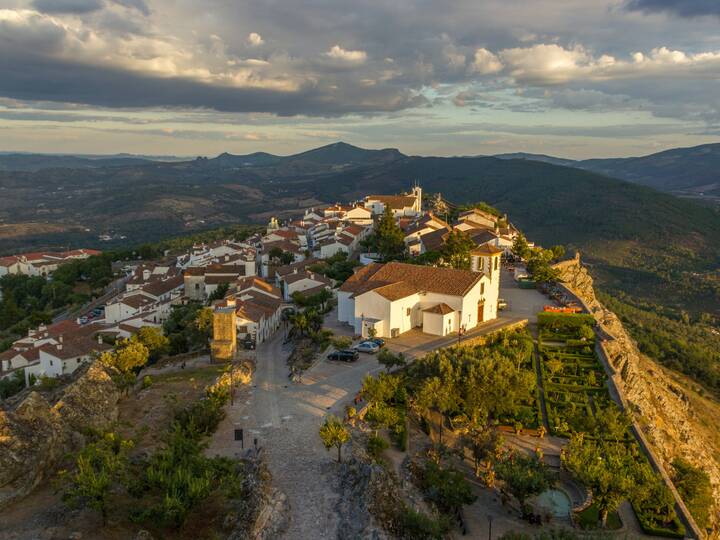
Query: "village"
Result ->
[[0, 186, 702, 540]]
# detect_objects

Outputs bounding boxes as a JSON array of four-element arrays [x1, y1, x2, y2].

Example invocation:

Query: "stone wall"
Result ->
[[0, 362, 121, 509], [554, 256, 719, 534]]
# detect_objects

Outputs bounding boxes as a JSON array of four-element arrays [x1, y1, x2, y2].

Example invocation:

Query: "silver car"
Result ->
[[354, 340, 380, 354]]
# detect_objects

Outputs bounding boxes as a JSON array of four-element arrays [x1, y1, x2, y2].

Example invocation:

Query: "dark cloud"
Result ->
[[32, 0, 104, 14], [623, 0, 720, 18], [0, 52, 425, 116]]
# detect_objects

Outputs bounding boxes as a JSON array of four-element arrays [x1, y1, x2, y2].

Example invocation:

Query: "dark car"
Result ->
[[369, 337, 385, 348], [327, 349, 359, 362]]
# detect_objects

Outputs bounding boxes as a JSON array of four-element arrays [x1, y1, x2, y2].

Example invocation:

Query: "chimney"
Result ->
[[59, 335, 63, 343], [57, 343, 63, 351]]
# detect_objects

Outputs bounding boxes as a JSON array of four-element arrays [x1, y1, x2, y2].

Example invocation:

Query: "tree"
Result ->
[[100, 340, 149, 394], [420, 461, 477, 512], [375, 205, 405, 259], [207, 282, 229, 304], [512, 235, 531, 260], [132, 326, 169, 362], [319, 415, 350, 463], [550, 245, 566, 261], [378, 348, 406, 372], [562, 434, 634, 528], [440, 230, 475, 269], [496, 453, 556, 515], [671, 458, 713, 528], [61, 432, 133, 525]]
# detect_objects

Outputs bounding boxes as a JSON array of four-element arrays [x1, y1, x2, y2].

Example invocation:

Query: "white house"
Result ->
[[364, 186, 422, 217], [337, 261, 499, 338], [280, 271, 332, 301], [31, 335, 111, 380]]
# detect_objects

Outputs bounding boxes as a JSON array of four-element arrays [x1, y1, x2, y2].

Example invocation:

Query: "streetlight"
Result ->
[[487, 514, 493, 540]]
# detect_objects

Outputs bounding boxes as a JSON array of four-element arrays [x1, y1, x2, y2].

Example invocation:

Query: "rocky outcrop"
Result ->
[[227, 453, 290, 540], [0, 362, 121, 508], [554, 256, 720, 527]]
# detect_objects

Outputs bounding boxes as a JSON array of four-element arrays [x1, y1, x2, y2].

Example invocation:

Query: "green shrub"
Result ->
[[367, 434, 389, 461], [141, 375, 153, 389], [331, 336, 352, 350], [397, 505, 451, 540]]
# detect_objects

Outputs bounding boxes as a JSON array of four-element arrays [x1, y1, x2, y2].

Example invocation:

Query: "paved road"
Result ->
[[207, 329, 385, 539]]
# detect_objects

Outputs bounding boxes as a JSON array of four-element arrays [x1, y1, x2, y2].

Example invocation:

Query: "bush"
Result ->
[[397, 505, 451, 540], [367, 434, 389, 461], [173, 387, 228, 439], [141, 375, 153, 389], [331, 336, 352, 350]]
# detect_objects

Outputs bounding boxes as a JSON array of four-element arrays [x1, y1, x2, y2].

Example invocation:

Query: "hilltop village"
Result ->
[[0, 186, 714, 540], [0, 186, 516, 382]]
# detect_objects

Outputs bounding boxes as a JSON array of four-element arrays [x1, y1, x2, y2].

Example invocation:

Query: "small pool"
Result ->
[[534, 489, 572, 518]]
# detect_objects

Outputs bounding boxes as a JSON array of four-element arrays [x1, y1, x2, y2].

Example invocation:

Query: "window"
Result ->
[[480, 283, 485, 295], [494, 257, 499, 271], [406, 308, 411, 316]]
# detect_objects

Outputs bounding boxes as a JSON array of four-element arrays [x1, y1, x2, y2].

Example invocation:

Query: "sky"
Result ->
[[0, 0, 719, 159]]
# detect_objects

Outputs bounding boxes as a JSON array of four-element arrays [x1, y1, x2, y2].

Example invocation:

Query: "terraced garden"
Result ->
[[537, 311, 686, 537]]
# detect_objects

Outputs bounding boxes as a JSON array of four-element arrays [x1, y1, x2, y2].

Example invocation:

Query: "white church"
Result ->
[[337, 245, 502, 339]]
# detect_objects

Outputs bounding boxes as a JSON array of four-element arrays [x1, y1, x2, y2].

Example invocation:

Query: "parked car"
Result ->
[[354, 341, 380, 354], [327, 349, 359, 362], [79, 316, 88, 324], [92, 307, 104, 316], [498, 299, 508, 310], [369, 337, 385, 348]]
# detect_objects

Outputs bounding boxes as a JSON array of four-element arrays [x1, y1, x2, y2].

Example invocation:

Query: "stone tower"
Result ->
[[211, 298, 237, 362]]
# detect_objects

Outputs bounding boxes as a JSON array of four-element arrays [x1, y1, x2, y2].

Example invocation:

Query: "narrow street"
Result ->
[[207, 329, 385, 539]]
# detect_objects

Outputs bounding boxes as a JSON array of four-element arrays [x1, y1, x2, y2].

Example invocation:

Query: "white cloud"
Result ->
[[324, 44, 367, 63], [247, 32, 264, 47], [468, 48, 503, 75], [499, 43, 720, 85]]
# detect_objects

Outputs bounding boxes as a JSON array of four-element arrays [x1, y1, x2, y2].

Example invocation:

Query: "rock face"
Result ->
[[554, 257, 720, 526], [0, 362, 121, 508]]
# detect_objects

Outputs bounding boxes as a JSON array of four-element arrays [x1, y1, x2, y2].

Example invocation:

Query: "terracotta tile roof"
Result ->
[[184, 266, 205, 276], [423, 303, 455, 315], [294, 284, 331, 297], [0, 347, 40, 363], [373, 281, 418, 301], [119, 294, 155, 309], [236, 276, 280, 296], [419, 227, 450, 252], [338, 263, 384, 293], [335, 235, 354, 246], [141, 275, 184, 297], [205, 274, 238, 285], [466, 229, 498, 246], [262, 240, 303, 254], [276, 258, 319, 277], [470, 244, 503, 256], [40, 336, 111, 360], [283, 271, 331, 286], [341, 224, 365, 236], [341, 261, 482, 299], [366, 195, 416, 210]]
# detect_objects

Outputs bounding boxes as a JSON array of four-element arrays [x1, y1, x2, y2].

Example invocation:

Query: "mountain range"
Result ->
[[495, 143, 720, 197]]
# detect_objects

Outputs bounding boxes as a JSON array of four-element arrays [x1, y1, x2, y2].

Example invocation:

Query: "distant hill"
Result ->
[[493, 152, 577, 167], [285, 141, 405, 166], [0, 153, 164, 171], [575, 143, 720, 194], [491, 143, 720, 196]]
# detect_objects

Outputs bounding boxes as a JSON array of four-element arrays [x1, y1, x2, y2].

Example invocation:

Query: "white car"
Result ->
[[353, 341, 380, 354]]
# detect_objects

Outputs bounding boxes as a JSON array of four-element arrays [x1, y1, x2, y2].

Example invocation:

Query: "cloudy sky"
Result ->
[[0, 0, 719, 158]]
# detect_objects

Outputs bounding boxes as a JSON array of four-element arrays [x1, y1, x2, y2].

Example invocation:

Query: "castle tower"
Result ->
[[210, 298, 237, 362]]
